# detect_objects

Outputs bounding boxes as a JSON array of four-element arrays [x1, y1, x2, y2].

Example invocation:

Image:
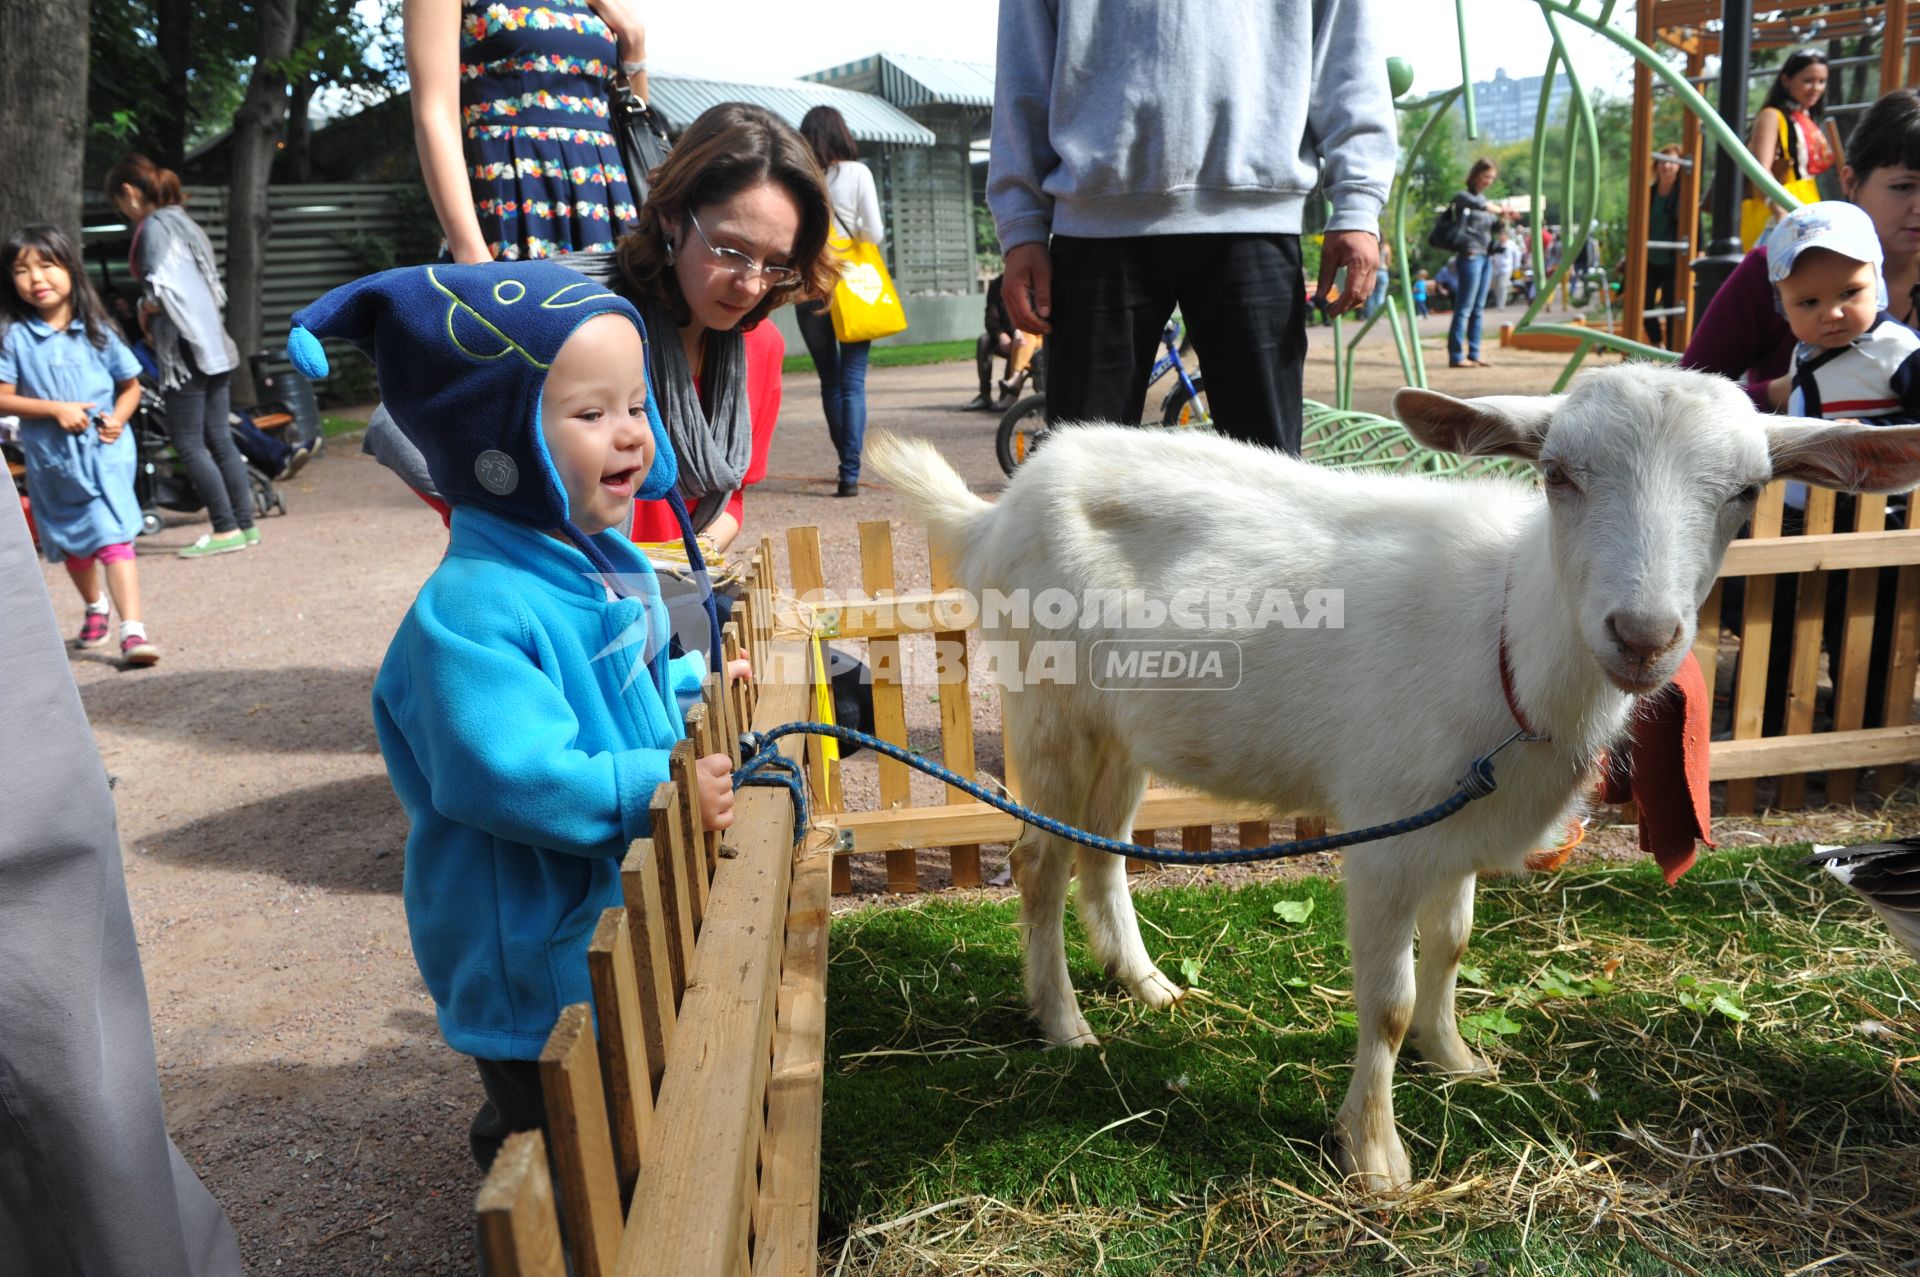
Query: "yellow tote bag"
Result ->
[[1740, 106, 1821, 252], [827, 235, 909, 344]]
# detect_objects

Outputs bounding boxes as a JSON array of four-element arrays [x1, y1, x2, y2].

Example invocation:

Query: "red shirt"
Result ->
[[629, 319, 783, 542]]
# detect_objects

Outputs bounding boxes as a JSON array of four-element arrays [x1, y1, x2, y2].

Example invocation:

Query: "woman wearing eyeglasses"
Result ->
[[794, 106, 886, 497], [613, 102, 838, 549]]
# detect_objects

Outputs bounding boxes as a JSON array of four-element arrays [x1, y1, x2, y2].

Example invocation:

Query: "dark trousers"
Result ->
[[165, 357, 253, 533], [795, 300, 872, 484], [469, 1057, 547, 1171], [1644, 260, 1680, 349], [1045, 233, 1308, 455]]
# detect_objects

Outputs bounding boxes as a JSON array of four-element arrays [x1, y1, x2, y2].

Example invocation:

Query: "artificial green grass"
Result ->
[[821, 845, 1919, 1275], [783, 338, 976, 376]]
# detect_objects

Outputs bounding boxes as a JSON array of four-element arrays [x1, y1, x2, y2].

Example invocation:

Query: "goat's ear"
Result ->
[[1392, 387, 1561, 459], [1766, 419, 1920, 493]]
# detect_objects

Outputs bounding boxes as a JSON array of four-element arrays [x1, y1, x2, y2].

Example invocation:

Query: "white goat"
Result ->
[[865, 364, 1920, 1192]]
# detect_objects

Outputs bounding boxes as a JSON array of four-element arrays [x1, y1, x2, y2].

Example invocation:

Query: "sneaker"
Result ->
[[121, 634, 161, 667], [178, 530, 248, 558], [276, 440, 317, 481], [242, 526, 261, 547], [77, 609, 111, 648], [835, 480, 859, 498]]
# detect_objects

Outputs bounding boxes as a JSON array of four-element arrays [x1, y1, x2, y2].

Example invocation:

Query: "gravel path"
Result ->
[[51, 320, 1909, 1274]]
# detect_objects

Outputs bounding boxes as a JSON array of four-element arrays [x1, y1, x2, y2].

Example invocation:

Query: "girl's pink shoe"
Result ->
[[120, 634, 161, 667]]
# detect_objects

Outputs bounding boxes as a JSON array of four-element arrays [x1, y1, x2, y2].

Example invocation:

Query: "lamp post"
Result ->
[[1692, 0, 1752, 315]]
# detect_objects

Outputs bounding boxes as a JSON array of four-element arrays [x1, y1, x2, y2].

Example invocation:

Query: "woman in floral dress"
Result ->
[[406, 0, 649, 262]]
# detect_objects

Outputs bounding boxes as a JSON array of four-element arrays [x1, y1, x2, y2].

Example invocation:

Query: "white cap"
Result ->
[[1766, 201, 1889, 308]]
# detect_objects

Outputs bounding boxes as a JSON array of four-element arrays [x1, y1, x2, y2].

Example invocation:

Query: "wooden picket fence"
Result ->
[[787, 496, 1920, 895], [470, 496, 1920, 1275], [474, 540, 833, 1277]]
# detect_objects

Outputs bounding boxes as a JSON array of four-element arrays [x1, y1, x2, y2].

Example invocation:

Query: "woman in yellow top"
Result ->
[[1746, 50, 1834, 236]]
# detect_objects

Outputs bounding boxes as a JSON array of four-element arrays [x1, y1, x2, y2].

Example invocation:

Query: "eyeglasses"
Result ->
[[686, 211, 801, 289]]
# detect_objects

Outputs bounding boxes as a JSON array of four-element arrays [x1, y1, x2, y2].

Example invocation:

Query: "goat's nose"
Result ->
[[1606, 611, 1684, 665]]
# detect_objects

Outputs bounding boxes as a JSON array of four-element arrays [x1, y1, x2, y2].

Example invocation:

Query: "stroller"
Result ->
[[130, 376, 287, 538]]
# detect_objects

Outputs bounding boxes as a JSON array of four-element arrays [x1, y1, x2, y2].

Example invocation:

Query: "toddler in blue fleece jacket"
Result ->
[[287, 261, 744, 1168]]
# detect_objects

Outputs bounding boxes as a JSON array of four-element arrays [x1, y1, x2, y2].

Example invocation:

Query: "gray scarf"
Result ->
[[138, 208, 236, 390], [636, 297, 751, 531]]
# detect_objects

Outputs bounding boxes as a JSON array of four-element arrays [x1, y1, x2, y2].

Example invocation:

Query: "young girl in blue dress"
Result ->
[[0, 225, 159, 666]]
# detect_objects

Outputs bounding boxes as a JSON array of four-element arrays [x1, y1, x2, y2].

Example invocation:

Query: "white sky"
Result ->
[[638, 0, 1636, 99]]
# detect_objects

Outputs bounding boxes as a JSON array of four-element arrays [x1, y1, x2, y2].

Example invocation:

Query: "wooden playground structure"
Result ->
[[1617, 1, 1920, 356]]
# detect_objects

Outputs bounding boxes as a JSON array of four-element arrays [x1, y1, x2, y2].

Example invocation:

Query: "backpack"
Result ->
[[1427, 202, 1470, 253]]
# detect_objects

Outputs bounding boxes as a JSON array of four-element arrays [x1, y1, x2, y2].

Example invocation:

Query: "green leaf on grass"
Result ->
[[1271, 897, 1315, 924], [1460, 1009, 1523, 1044], [1179, 956, 1203, 985]]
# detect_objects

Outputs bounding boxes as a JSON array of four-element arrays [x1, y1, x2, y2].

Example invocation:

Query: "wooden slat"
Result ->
[[833, 789, 1278, 853], [668, 738, 712, 924], [1776, 489, 1835, 809], [1181, 824, 1212, 853], [645, 786, 698, 1001], [1727, 485, 1785, 814], [1709, 725, 1920, 779], [785, 527, 845, 884], [707, 669, 742, 772], [1691, 579, 1724, 691], [785, 587, 972, 640], [1718, 528, 1920, 576], [928, 549, 982, 889], [1831, 496, 1889, 805], [475, 1130, 567, 1277], [619, 838, 677, 1097], [538, 1004, 622, 1277], [860, 521, 918, 894], [1239, 821, 1272, 848], [587, 909, 653, 1199], [1295, 816, 1328, 841], [681, 705, 723, 876], [723, 624, 751, 763], [616, 653, 808, 1277], [1879, 564, 1920, 798], [1127, 829, 1155, 876], [753, 835, 830, 1277]]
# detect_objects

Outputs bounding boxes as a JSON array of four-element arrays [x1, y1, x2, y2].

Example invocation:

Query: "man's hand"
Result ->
[[54, 401, 96, 434], [695, 752, 736, 832], [1317, 231, 1381, 319], [1002, 242, 1053, 335]]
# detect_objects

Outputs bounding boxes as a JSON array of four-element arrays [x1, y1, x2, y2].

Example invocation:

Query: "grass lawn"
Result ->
[[821, 845, 1919, 1275], [783, 338, 975, 376], [320, 414, 368, 439]]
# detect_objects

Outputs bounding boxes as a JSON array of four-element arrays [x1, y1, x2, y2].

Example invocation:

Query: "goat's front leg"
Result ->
[[1408, 872, 1493, 1076], [1011, 830, 1096, 1047], [1332, 864, 1417, 1193]]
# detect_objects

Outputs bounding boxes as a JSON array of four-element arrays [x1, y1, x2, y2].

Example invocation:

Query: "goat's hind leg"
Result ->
[[1408, 872, 1493, 1076], [1071, 752, 1181, 1010], [1011, 826, 1094, 1047]]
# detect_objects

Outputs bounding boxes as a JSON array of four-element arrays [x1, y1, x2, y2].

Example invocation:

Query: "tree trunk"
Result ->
[[0, 0, 89, 246], [225, 0, 297, 405], [155, 0, 193, 170]]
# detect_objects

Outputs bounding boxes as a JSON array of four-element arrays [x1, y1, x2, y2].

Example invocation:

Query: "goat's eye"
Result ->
[[1541, 459, 1577, 491], [1733, 483, 1762, 504]]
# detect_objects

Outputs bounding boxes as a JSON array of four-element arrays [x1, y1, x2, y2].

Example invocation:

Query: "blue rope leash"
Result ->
[[733, 721, 1540, 865]]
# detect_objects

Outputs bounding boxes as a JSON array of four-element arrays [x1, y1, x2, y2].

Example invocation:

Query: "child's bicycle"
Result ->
[[995, 319, 1208, 476]]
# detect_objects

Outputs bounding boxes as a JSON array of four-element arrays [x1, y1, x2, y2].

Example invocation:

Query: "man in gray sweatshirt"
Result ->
[[989, 0, 1396, 454]]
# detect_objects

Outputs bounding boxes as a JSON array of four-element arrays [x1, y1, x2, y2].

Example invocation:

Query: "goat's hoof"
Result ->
[[1405, 1032, 1494, 1077], [1130, 968, 1186, 1010], [1329, 1122, 1414, 1196], [1041, 1015, 1099, 1049]]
